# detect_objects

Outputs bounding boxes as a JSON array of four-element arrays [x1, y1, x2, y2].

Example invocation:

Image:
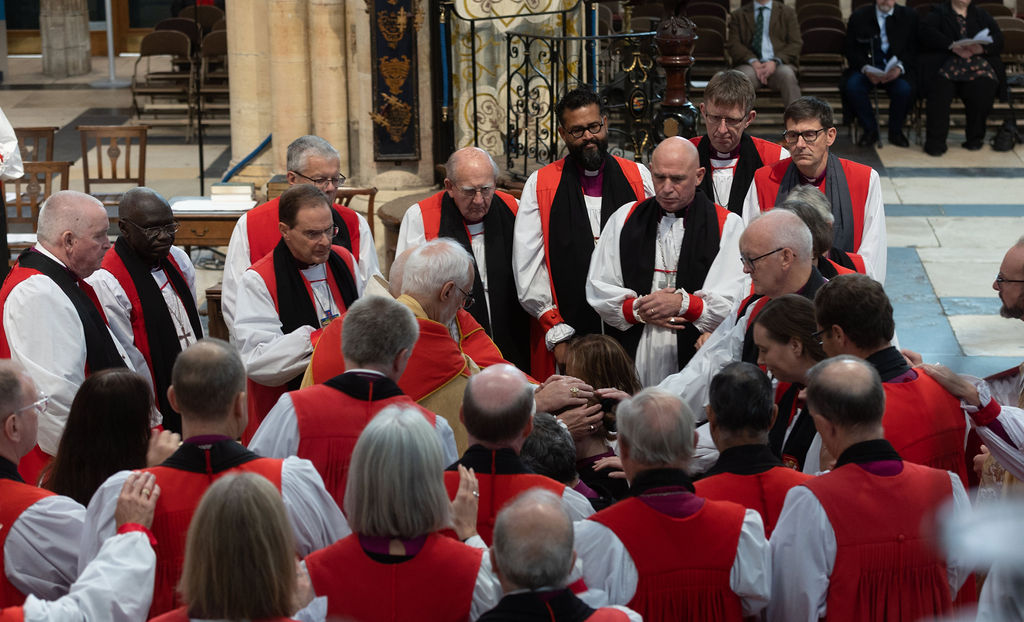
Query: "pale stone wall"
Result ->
[[40, 0, 91, 78]]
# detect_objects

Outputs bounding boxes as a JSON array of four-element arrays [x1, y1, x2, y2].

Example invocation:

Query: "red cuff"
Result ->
[[681, 294, 704, 322], [538, 308, 564, 332], [117, 523, 157, 547], [310, 327, 324, 348], [973, 398, 1002, 427], [622, 297, 639, 324]]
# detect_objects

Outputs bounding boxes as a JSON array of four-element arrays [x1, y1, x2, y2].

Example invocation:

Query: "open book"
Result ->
[[953, 27, 994, 47], [864, 56, 900, 76]]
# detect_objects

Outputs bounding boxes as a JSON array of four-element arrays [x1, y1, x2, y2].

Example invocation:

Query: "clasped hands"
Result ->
[[751, 59, 777, 85], [636, 287, 687, 329]]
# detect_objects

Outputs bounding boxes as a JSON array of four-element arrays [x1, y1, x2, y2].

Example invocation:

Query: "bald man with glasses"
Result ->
[[397, 147, 532, 372]]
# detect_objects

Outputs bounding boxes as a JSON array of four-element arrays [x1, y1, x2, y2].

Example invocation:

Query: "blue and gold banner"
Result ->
[[370, 0, 421, 161]]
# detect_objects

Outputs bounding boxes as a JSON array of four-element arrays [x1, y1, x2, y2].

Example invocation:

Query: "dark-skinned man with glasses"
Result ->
[[742, 96, 887, 283], [659, 210, 825, 452], [397, 147, 532, 373], [513, 87, 654, 379], [88, 187, 203, 433], [691, 70, 789, 216], [0, 191, 133, 484], [233, 184, 361, 442], [222, 135, 378, 338]]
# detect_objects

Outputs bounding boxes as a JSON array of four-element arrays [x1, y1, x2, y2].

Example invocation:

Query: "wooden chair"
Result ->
[[685, 1, 729, 20], [977, 1, 1014, 16], [13, 127, 57, 162], [796, 0, 840, 10], [335, 187, 379, 236], [211, 17, 227, 32], [798, 27, 847, 84], [154, 17, 202, 56], [77, 125, 149, 209], [996, 15, 1024, 31], [131, 30, 194, 135], [6, 161, 71, 258], [691, 28, 730, 80], [798, 3, 844, 23], [690, 14, 728, 38], [178, 4, 224, 34], [800, 15, 846, 32]]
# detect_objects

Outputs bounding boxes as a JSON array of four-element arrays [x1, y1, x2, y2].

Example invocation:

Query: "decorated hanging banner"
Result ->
[[369, 0, 422, 161]]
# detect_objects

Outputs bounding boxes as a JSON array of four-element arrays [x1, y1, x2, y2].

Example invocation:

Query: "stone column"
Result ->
[[40, 0, 91, 78], [309, 0, 350, 176], [269, 0, 313, 172], [225, 0, 274, 184]]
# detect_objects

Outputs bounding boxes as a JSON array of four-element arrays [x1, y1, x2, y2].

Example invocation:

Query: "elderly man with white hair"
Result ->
[[0, 190, 134, 483], [479, 488, 640, 621], [574, 388, 771, 620], [777, 185, 866, 277]]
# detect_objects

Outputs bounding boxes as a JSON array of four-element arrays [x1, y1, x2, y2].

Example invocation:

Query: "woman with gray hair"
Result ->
[[304, 405, 501, 621], [779, 186, 866, 278]]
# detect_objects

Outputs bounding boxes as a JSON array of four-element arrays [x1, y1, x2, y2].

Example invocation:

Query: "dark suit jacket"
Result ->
[[919, 0, 1004, 94], [727, 1, 803, 66], [842, 3, 919, 87]]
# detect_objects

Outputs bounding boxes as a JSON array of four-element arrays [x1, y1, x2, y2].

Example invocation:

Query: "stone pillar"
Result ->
[[344, 0, 370, 183], [269, 0, 312, 172], [309, 0, 350, 176], [40, 0, 90, 78], [225, 0, 274, 185]]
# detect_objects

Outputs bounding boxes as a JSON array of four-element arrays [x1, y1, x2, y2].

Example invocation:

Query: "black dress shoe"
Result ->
[[857, 130, 879, 147], [888, 131, 910, 147], [962, 140, 983, 151], [924, 143, 947, 156]]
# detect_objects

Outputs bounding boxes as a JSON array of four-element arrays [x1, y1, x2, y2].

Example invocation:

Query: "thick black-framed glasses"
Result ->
[[564, 120, 605, 139], [782, 128, 827, 144], [741, 247, 784, 271], [292, 170, 346, 189], [125, 220, 180, 240]]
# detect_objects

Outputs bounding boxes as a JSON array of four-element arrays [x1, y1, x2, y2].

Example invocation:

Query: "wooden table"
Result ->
[[170, 198, 253, 249]]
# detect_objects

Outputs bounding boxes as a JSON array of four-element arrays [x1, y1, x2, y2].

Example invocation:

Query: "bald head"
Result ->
[[650, 137, 704, 213], [740, 209, 814, 298], [461, 364, 536, 447], [36, 190, 111, 278], [0, 360, 37, 461], [118, 187, 175, 264], [805, 355, 885, 430], [492, 489, 575, 591], [445, 147, 499, 184]]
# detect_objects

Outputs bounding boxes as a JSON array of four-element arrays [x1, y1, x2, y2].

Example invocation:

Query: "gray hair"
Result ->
[[36, 190, 104, 246], [780, 186, 834, 258], [170, 339, 246, 422], [805, 355, 886, 429], [400, 238, 474, 299], [445, 147, 499, 184], [520, 413, 577, 485], [286, 135, 340, 173], [752, 209, 814, 261], [617, 388, 695, 466], [341, 296, 419, 368], [492, 488, 575, 590], [344, 405, 450, 539], [0, 360, 28, 421]]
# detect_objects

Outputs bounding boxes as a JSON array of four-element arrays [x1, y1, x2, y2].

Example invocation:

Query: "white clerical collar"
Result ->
[[31, 243, 68, 269], [301, 262, 327, 278], [582, 168, 601, 177], [347, 368, 387, 377], [466, 222, 485, 235]]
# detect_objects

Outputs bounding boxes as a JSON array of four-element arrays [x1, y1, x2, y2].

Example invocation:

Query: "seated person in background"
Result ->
[[150, 473, 311, 622], [919, 0, 1004, 155], [4, 472, 160, 622], [695, 362, 812, 537], [842, 0, 918, 147], [561, 334, 639, 501], [726, 0, 803, 107], [575, 388, 771, 620], [234, 185, 362, 442], [445, 364, 595, 544], [778, 185, 866, 277], [480, 489, 641, 621], [753, 295, 828, 473], [42, 369, 179, 506], [304, 406, 501, 621], [249, 295, 457, 507], [521, 413, 611, 511]]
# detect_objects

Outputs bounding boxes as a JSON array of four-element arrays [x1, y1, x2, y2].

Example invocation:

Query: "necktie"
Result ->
[[880, 13, 890, 55], [753, 6, 766, 60]]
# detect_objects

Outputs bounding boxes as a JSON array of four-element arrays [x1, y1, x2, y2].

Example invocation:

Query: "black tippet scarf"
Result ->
[[477, 589, 600, 622], [0, 456, 23, 482], [435, 192, 530, 371], [16, 248, 127, 373], [272, 238, 359, 389], [324, 371, 405, 401], [768, 383, 818, 472], [696, 133, 764, 216], [626, 467, 696, 497], [739, 265, 827, 365], [834, 438, 902, 468], [160, 438, 261, 472], [615, 190, 722, 369], [446, 445, 531, 474], [114, 237, 203, 433], [548, 154, 645, 336], [774, 152, 856, 253], [702, 443, 786, 478]]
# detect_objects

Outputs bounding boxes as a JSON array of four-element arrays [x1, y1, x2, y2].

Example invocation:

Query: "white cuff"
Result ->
[[674, 289, 690, 316], [545, 323, 575, 350]]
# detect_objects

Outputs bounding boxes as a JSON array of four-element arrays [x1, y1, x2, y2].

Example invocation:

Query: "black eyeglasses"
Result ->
[[125, 220, 180, 240], [292, 171, 346, 189], [564, 120, 605, 139], [741, 247, 784, 271], [457, 286, 475, 310], [811, 328, 826, 345], [995, 275, 1024, 286], [782, 128, 827, 144]]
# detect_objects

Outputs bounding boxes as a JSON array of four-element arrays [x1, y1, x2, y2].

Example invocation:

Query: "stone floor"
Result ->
[[3, 55, 1024, 377]]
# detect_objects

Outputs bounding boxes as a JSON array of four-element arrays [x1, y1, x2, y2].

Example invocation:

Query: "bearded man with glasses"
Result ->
[[397, 147, 532, 373], [742, 96, 887, 283], [87, 188, 203, 434], [233, 184, 362, 442], [513, 87, 654, 379], [222, 135, 378, 338]]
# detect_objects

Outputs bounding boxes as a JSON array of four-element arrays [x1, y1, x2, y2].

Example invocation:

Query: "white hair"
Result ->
[[445, 147, 499, 183], [36, 190, 104, 245], [751, 209, 813, 261], [400, 238, 473, 299], [286, 135, 339, 173], [617, 388, 696, 466]]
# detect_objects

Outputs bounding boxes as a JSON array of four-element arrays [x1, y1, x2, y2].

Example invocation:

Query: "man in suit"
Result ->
[[726, 0, 803, 107], [842, 0, 918, 147]]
